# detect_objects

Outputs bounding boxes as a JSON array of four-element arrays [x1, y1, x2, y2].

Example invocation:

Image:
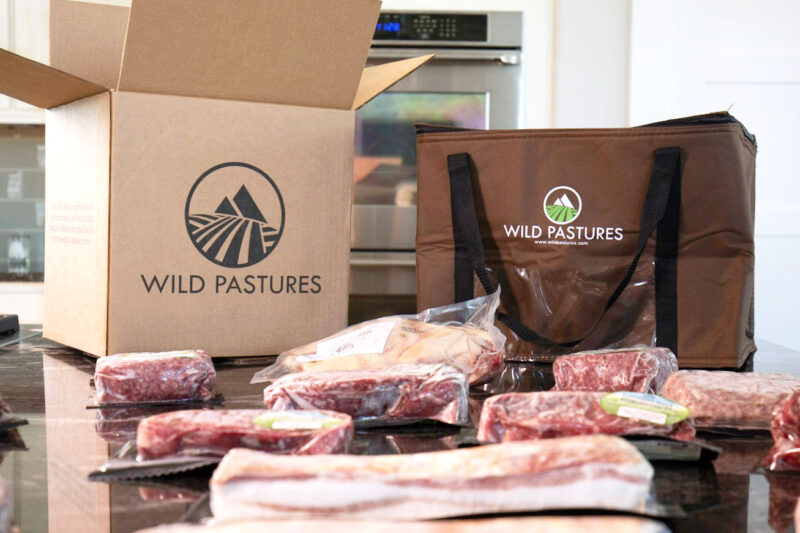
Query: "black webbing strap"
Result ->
[[447, 148, 682, 348], [450, 154, 481, 303], [654, 150, 682, 354]]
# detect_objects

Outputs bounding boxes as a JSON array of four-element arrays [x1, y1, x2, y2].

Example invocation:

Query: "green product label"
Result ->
[[253, 412, 344, 431], [600, 391, 690, 426]]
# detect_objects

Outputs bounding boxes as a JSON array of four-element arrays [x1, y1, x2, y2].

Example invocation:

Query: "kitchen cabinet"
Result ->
[[0, 0, 48, 124], [0, 1, 47, 321]]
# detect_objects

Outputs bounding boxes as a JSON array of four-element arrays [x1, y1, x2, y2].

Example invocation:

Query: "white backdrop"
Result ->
[[629, 0, 800, 350]]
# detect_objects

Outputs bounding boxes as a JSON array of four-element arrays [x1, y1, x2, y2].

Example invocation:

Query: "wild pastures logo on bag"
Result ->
[[139, 162, 322, 296], [185, 162, 285, 268], [543, 186, 582, 225], [503, 184, 623, 246]]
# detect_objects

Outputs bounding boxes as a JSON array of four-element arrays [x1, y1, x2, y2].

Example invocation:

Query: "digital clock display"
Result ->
[[376, 21, 401, 33], [373, 14, 487, 42]]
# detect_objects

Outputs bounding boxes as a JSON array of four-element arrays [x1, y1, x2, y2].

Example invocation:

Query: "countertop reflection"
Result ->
[[1, 333, 799, 533]]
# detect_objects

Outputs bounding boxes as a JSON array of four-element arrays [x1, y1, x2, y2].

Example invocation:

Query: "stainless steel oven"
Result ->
[[350, 11, 523, 306]]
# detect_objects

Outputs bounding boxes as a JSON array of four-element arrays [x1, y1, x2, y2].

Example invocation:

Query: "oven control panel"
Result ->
[[374, 13, 488, 42]]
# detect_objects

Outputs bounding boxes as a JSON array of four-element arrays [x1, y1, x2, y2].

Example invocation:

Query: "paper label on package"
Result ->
[[297, 321, 396, 362], [71, 0, 131, 6], [253, 412, 342, 431], [616, 406, 668, 425], [114, 350, 199, 362]]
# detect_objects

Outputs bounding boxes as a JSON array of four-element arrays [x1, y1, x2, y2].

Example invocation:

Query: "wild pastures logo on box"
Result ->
[[503, 185, 624, 246], [141, 162, 322, 296], [186, 162, 284, 268]]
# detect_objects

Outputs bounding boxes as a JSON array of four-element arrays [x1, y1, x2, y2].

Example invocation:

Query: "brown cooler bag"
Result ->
[[415, 112, 756, 368]]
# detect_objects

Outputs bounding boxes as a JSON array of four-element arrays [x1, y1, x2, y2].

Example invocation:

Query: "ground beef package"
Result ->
[[553, 347, 677, 393], [93, 350, 216, 405]]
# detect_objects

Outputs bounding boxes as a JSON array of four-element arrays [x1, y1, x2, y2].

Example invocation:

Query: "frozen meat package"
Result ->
[[765, 391, 800, 471], [252, 291, 506, 386], [263, 363, 468, 426], [137, 409, 353, 459], [134, 516, 670, 533], [477, 391, 695, 443], [0, 475, 8, 533], [94, 350, 216, 405], [553, 347, 677, 393], [661, 370, 800, 430], [209, 435, 653, 521]]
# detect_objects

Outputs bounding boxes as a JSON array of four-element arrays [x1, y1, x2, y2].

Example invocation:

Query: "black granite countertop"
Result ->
[[1, 332, 799, 533]]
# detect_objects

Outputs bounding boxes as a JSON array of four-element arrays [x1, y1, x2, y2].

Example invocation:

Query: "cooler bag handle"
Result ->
[[447, 147, 682, 351]]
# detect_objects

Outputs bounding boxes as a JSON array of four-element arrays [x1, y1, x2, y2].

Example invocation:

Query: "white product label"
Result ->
[[70, 0, 131, 6], [296, 321, 396, 363], [617, 406, 668, 425], [115, 350, 199, 362], [385, 364, 442, 376], [271, 419, 324, 430]]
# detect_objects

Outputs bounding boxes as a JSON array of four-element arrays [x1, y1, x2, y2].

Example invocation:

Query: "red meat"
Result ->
[[553, 347, 677, 394], [94, 350, 216, 405], [263, 364, 468, 426], [765, 391, 800, 471], [477, 391, 695, 443], [136, 409, 352, 459], [662, 370, 800, 430], [209, 435, 654, 521]]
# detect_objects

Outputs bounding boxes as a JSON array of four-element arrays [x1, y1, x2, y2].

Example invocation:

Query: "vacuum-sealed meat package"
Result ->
[[252, 292, 505, 386], [796, 498, 800, 533], [477, 391, 695, 443], [765, 391, 800, 471], [137, 409, 353, 459], [661, 370, 800, 430], [94, 350, 216, 405], [0, 475, 9, 533], [553, 347, 677, 393], [263, 363, 468, 426], [135, 516, 671, 533], [0, 394, 26, 434], [209, 434, 653, 521], [95, 405, 196, 443]]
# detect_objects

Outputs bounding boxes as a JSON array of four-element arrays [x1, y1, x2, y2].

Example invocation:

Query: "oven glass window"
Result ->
[[354, 92, 487, 206]]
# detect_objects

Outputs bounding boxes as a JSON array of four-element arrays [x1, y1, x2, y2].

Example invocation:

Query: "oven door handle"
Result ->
[[368, 48, 521, 65], [350, 253, 417, 267]]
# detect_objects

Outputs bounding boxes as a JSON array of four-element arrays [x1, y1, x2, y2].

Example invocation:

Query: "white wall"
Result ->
[[629, 0, 800, 350], [0, 282, 43, 323], [552, 0, 631, 127]]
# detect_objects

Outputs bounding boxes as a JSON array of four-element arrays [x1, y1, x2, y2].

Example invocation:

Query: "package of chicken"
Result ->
[[252, 291, 506, 387]]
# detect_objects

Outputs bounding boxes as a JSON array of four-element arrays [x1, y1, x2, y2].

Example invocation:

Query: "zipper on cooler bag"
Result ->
[[641, 111, 755, 145], [416, 111, 755, 145]]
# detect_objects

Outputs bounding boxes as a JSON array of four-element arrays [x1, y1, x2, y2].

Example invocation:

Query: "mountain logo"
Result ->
[[185, 162, 285, 268], [543, 185, 582, 225]]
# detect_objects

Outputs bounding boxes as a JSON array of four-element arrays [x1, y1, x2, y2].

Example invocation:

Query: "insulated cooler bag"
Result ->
[[415, 112, 756, 368]]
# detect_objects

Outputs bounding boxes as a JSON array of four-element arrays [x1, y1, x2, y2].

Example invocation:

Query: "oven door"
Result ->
[[351, 48, 521, 299]]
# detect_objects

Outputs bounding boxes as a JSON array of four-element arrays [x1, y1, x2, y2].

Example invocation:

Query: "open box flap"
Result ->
[[117, 0, 381, 109], [0, 49, 107, 109], [50, 0, 131, 90], [352, 55, 435, 111]]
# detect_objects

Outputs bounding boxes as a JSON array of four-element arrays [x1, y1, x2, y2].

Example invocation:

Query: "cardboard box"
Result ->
[[0, 0, 431, 356]]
